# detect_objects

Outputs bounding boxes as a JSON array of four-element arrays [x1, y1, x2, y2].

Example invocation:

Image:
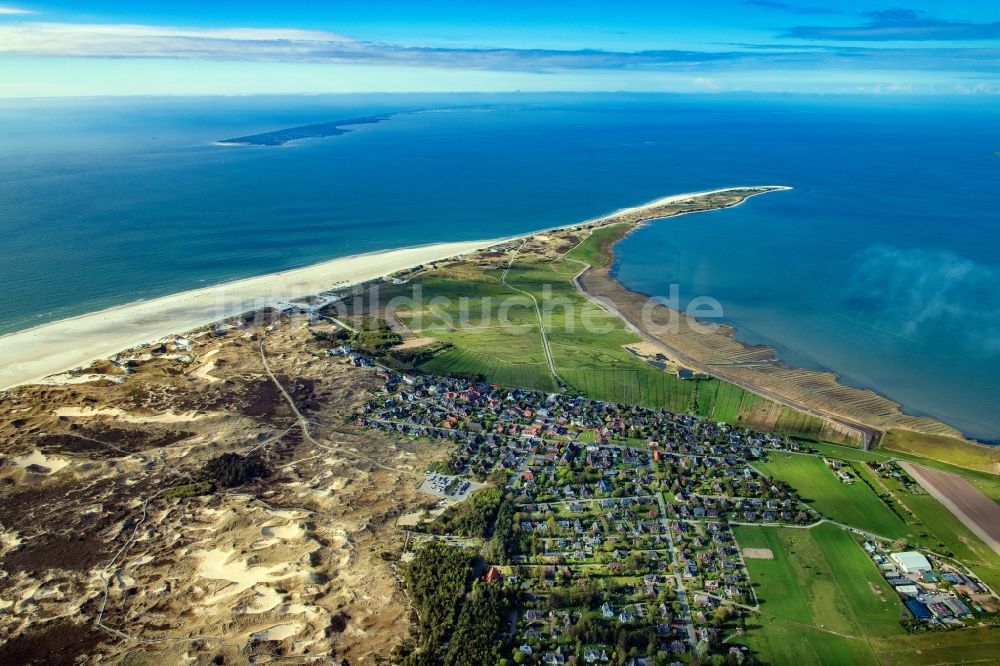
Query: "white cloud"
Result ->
[[691, 77, 726, 91], [0, 5, 32, 14], [0, 22, 354, 59], [847, 245, 1000, 353], [0, 19, 997, 96]]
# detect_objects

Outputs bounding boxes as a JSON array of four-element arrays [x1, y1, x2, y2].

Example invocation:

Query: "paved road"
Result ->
[[654, 490, 697, 647], [640, 451, 698, 647], [507, 453, 531, 490]]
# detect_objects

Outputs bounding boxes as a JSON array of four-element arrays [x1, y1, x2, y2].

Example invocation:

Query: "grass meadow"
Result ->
[[734, 523, 906, 664], [752, 453, 910, 538]]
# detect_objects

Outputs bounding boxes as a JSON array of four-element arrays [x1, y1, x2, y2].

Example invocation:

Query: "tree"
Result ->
[[696, 637, 711, 662], [444, 584, 510, 666], [401, 542, 474, 664], [713, 606, 732, 625], [203, 453, 267, 488]]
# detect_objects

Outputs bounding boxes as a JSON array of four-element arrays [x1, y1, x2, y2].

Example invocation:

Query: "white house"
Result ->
[[891, 551, 932, 574]]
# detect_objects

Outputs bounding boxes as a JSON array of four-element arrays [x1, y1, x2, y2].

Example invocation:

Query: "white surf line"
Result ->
[[0, 238, 507, 392]]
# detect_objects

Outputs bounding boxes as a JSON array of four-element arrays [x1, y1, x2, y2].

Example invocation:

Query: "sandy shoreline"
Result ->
[[598, 186, 788, 218], [0, 187, 782, 392], [0, 239, 505, 391]]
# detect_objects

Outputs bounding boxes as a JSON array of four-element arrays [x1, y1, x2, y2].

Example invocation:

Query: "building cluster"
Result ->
[[354, 361, 997, 664], [355, 371, 824, 661], [864, 545, 988, 624]]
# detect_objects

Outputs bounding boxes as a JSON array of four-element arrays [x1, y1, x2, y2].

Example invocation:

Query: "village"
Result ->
[[82, 317, 996, 665], [355, 365, 872, 664], [353, 357, 1000, 665]]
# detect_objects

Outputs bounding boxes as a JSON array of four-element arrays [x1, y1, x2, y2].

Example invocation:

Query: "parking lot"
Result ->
[[420, 472, 484, 500]]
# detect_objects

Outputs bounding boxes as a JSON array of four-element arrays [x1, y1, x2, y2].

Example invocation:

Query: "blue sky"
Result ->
[[1, 1, 999, 96]]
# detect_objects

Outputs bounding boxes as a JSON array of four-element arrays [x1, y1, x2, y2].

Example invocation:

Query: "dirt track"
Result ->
[[901, 462, 1000, 556]]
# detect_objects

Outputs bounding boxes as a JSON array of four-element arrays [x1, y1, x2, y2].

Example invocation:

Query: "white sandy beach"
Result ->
[[581, 186, 791, 226], [0, 187, 786, 392], [0, 239, 501, 391]]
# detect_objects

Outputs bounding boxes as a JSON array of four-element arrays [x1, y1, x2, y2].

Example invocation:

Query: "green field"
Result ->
[[752, 452, 910, 538], [809, 440, 1000, 513], [882, 429, 1000, 475], [869, 626, 1000, 665], [773, 406, 831, 441], [735, 523, 1000, 665], [739, 615, 879, 666], [563, 223, 626, 266], [419, 345, 555, 392], [856, 462, 1000, 594], [390, 230, 850, 441], [697, 380, 760, 423], [734, 523, 906, 664]]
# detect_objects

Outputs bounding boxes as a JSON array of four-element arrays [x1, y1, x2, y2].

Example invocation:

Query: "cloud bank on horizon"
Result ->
[[0, 1, 998, 96]]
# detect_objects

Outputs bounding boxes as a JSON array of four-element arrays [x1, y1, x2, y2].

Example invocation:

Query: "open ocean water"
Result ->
[[1, 93, 998, 441]]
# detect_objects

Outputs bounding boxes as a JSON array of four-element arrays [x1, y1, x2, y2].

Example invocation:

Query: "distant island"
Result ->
[[217, 114, 394, 146]]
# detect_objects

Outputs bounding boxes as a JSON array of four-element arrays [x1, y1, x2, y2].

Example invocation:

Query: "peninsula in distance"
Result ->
[[218, 114, 393, 146], [1, 2, 999, 666]]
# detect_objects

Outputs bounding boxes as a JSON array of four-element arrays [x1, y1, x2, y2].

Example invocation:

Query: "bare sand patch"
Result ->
[[261, 522, 305, 540], [35, 372, 127, 386], [245, 585, 283, 613], [396, 511, 425, 527], [624, 341, 667, 357], [189, 349, 221, 383], [53, 406, 204, 424], [901, 462, 1000, 556], [392, 336, 438, 350], [195, 548, 297, 603], [251, 623, 302, 641], [742, 547, 774, 560], [13, 450, 69, 474]]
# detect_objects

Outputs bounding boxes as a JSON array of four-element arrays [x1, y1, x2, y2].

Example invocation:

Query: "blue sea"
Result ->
[[1, 93, 998, 441]]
